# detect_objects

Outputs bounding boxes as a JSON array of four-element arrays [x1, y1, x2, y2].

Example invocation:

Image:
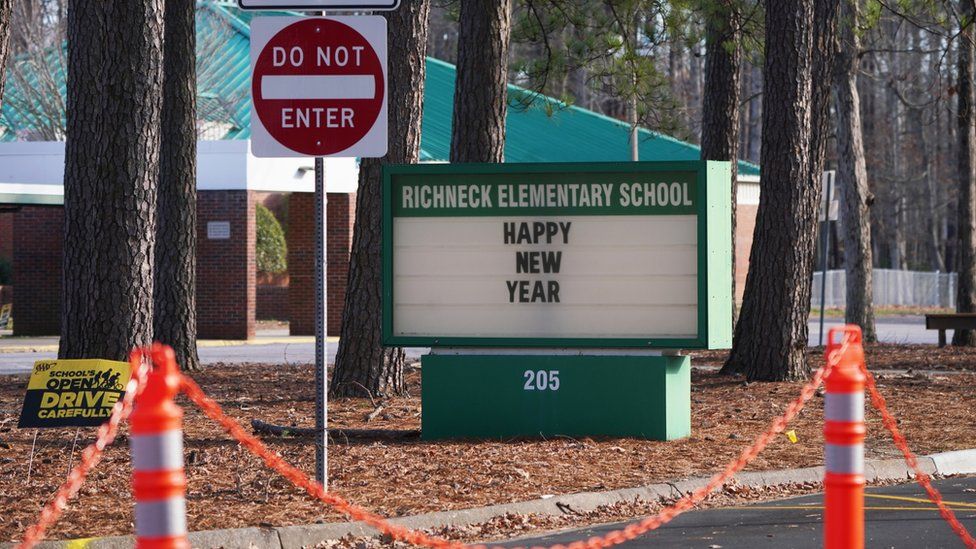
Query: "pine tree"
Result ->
[[155, 0, 200, 370], [60, 0, 164, 360], [332, 1, 430, 397], [724, 0, 838, 381], [450, 0, 512, 163]]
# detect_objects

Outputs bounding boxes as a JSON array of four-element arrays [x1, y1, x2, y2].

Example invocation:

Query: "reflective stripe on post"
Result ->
[[824, 326, 866, 549], [129, 344, 189, 549]]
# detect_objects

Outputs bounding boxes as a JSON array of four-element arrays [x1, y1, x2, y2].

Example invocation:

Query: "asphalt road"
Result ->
[[501, 476, 976, 549], [0, 342, 428, 375]]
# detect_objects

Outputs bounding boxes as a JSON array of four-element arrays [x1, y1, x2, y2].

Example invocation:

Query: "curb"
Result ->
[[9, 449, 975, 549], [196, 336, 321, 348]]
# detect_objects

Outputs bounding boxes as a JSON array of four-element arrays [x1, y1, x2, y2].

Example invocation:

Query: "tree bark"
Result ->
[[832, 0, 876, 342], [60, 0, 163, 360], [740, 62, 763, 164], [699, 0, 741, 364], [331, 1, 430, 397], [955, 0, 976, 346], [450, 0, 511, 163], [154, 0, 199, 370], [723, 0, 837, 381], [0, 0, 10, 108]]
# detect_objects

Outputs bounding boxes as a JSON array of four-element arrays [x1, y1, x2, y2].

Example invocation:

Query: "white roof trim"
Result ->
[[0, 140, 360, 202]]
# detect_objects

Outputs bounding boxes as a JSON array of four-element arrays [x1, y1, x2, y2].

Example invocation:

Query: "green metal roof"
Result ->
[[1, 3, 759, 177], [420, 57, 759, 175]]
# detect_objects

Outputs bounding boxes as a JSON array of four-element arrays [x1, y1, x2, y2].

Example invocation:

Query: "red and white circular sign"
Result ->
[[251, 17, 386, 157]]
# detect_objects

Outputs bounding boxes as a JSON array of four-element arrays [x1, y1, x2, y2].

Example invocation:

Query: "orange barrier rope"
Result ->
[[179, 337, 851, 549], [14, 353, 151, 549], [862, 364, 976, 548], [177, 375, 465, 549]]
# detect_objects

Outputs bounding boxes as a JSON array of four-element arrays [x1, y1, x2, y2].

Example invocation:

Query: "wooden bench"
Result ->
[[925, 313, 976, 347]]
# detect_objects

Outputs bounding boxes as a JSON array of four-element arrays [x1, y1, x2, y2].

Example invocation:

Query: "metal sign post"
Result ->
[[249, 12, 387, 488], [819, 170, 836, 347], [314, 156, 328, 486]]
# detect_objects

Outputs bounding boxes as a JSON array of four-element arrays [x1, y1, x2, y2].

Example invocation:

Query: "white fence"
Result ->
[[811, 269, 957, 309]]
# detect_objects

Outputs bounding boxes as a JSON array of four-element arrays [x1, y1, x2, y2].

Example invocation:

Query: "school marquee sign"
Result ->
[[382, 161, 732, 350]]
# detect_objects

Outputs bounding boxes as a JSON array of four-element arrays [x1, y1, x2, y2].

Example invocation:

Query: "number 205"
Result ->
[[523, 369, 560, 391]]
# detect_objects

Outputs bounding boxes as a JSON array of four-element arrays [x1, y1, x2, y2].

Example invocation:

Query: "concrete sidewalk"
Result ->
[[0, 328, 318, 354]]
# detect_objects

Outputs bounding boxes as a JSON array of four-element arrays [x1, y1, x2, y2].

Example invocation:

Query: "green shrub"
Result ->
[[0, 257, 11, 285], [256, 204, 287, 273]]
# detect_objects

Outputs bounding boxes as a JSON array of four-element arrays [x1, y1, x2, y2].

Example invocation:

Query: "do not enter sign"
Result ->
[[250, 17, 388, 158]]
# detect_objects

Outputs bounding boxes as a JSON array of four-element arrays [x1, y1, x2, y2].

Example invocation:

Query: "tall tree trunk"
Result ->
[[723, 0, 837, 381], [927, 118, 946, 272], [833, 0, 876, 342], [0, 0, 10, 107], [955, 0, 976, 346], [699, 0, 741, 359], [154, 0, 199, 370], [450, 0, 511, 163], [60, 0, 163, 360], [332, 1, 430, 397], [742, 62, 763, 163]]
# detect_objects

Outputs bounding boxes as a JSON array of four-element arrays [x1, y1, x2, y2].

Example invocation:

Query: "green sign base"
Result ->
[[421, 354, 690, 440]]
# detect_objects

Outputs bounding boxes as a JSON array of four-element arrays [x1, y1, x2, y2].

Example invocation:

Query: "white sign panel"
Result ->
[[820, 170, 839, 221], [249, 16, 388, 158], [207, 221, 231, 240], [394, 215, 699, 339]]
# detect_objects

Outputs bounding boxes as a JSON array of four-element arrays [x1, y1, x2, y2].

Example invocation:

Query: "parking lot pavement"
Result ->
[[503, 476, 976, 548]]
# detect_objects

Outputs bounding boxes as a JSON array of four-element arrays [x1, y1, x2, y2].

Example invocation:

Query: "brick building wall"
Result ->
[[10, 192, 258, 339], [12, 207, 62, 335], [735, 204, 759, 304], [0, 211, 13, 260], [288, 192, 355, 337], [0, 210, 12, 310], [197, 190, 256, 340], [257, 285, 289, 320]]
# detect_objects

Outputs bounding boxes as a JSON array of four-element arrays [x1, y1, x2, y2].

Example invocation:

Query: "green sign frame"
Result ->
[[382, 160, 732, 349]]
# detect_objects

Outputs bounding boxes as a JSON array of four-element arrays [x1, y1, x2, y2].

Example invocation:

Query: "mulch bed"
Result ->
[[1, 344, 975, 543], [692, 343, 976, 371]]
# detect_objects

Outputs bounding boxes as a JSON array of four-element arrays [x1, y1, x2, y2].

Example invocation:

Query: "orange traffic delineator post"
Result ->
[[129, 345, 189, 549], [824, 326, 866, 549]]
